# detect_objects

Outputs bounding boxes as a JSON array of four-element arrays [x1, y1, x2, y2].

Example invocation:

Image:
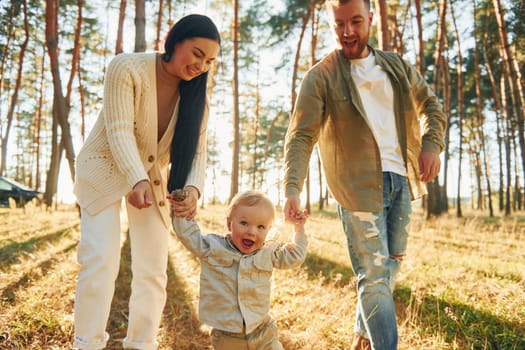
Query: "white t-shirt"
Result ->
[[350, 52, 406, 176]]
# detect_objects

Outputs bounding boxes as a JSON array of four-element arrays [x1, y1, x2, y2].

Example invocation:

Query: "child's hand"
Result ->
[[292, 209, 309, 225]]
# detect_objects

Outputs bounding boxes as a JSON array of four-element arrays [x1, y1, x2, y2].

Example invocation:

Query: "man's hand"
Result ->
[[127, 180, 153, 209], [283, 194, 301, 223], [419, 151, 441, 183]]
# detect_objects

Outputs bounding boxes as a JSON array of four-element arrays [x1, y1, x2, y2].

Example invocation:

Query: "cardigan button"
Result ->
[[158, 200, 165, 207], [153, 179, 160, 186], [148, 155, 155, 162]]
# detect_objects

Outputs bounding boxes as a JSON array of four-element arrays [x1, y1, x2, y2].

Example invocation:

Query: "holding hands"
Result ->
[[284, 194, 308, 232], [168, 186, 199, 220]]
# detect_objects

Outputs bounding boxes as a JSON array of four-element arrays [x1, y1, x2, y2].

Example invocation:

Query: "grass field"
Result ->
[[0, 203, 524, 349]]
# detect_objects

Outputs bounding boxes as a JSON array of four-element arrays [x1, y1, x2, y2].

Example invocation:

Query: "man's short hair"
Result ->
[[325, 0, 371, 11]]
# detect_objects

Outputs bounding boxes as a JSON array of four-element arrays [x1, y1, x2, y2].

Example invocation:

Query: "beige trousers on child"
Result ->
[[73, 199, 169, 350], [211, 316, 284, 350]]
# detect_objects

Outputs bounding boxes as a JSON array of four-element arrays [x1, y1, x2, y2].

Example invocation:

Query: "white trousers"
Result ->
[[73, 199, 169, 350]]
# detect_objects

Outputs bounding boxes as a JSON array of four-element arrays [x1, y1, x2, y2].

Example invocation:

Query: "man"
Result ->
[[283, 0, 447, 349]]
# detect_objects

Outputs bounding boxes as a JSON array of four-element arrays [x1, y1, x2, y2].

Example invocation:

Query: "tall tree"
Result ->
[[154, 0, 164, 51], [229, 0, 240, 202], [0, 0, 28, 177], [413, 0, 426, 73], [473, 0, 494, 216], [374, 0, 389, 51], [44, 0, 80, 206], [134, 0, 146, 52], [290, 1, 314, 112], [492, 0, 525, 199], [115, 0, 127, 54], [35, 45, 46, 190], [0, 2, 15, 121], [450, 0, 464, 217], [483, 42, 505, 212]]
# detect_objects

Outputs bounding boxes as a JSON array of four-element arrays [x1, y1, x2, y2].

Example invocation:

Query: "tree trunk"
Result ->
[[116, 0, 127, 54], [78, 58, 86, 141], [45, 119, 61, 207], [134, 0, 146, 52], [66, 0, 83, 104], [0, 2, 15, 127], [252, 64, 260, 189], [492, 0, 525, 195], [374, 0, 389, 51], [470, 140, 483, 210], [290, 1, 314, 112], [229, 0, 240, 202], [482, 33, 505, 213], [391, 2, 409, 55], [413, 0, 425, 73], [0, 0, 28, 177], [473, 7, 494, 217], [35, 45, 46, 190], [155, 0, 164, 51], [451, 1, 463, 217], [45, 0, 77, 190]]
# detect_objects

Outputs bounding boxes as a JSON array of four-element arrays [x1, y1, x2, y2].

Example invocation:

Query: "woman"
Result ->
[[73, 14, 221, 350]]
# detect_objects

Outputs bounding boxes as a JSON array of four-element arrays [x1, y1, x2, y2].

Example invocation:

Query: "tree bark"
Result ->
[[116, 0, 127, 54], [473, 3, 494, 216], [66, 0, 83, 104], [155, 0, 164, 51], [451, 1, 463, 217], [229, 0, 240, 202], [45, 0, 77, 205], [0, 2, 15, 122], [492, 0, 525, 198], [290, 1, 314, 112], [482, 32, 505, 213], [35, 44, 46, 190], [374, 0, 389, 51], [1, 0, 28, 177], [413, 0, 426, 73], [134, 0, 146, 52]]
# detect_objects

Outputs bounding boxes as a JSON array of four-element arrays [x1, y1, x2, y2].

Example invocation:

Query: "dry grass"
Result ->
[[0, 203, 523, 349]]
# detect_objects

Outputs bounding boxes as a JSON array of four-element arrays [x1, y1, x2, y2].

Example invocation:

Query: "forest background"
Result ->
[[1, 1, 524, 349], [0, 0, 524, 218]]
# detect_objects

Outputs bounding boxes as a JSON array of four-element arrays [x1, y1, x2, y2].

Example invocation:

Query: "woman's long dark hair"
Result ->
[[163, 14, 221, 192]]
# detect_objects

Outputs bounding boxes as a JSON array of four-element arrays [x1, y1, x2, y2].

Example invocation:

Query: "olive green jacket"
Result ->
[[284, 48, 447, 211]]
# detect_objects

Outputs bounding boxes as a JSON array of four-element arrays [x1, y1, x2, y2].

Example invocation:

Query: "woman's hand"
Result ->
[[128, 180, 153, 209], [168, 186, 199, 220]]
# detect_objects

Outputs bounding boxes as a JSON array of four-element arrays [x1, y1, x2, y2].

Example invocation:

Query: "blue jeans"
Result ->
[[337, 172, 412, 350]]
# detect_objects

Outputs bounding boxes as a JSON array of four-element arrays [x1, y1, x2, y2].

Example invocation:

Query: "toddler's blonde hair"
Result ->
[[226, 190, 275, 223]]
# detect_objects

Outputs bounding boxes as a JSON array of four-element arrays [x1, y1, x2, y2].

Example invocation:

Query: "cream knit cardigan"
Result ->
[[74, 53, 207, 228]]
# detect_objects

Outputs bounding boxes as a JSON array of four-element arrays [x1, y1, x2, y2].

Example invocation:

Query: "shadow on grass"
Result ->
[[1, 241, 77, 303], [395, 285, 525, 350], [302, 252, 524, 349], [107, 231, 209, 349], [303, 252, 355, 287], [0, 228, 74, 270]]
